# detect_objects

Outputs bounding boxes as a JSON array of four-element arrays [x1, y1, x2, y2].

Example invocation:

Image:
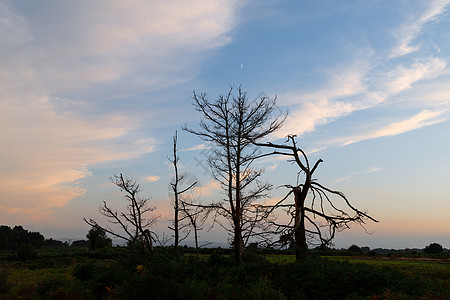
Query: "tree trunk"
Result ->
[[174, 195, 179, 257], [194, 221, 199, 258], [294, 188, 308, 260], [233, 218, 243, 265]]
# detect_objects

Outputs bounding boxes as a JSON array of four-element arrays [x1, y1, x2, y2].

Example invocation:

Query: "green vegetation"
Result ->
[[0, 245, 448, 299], [86, 227, 112, 251]]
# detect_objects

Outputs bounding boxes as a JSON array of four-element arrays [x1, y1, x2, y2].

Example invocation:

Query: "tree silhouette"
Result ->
[[86, 226, 112, 251], [254, 135, 378, 259], [168, 131, 197, 257], [424, 243, 443, 254], [84, 174, 158, 255], [183, 86, 286, 264]]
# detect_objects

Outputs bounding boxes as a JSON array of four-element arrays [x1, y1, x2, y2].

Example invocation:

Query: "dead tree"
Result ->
[[179, 199, 210, 257], [254, 135, 378, 260], [168, 131, 197, 257], [84, 174, 158, 255], [183, 86, 286, 264]]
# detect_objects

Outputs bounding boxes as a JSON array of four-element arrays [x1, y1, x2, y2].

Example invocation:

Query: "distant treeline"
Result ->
[[0, 225, 88, 250], [0, 225, 44, 250], [0, 225, 447, 256]]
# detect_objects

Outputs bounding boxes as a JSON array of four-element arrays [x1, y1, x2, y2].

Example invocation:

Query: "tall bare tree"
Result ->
[[254, 135, 378, 259], [84, 174, 158, 255], [183, 86, 286, 264], [168, 131, 197, 257]]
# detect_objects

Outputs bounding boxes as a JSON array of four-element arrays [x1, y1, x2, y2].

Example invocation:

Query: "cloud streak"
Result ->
[[389, 0, 450, 58], [342, 109, 448, 146], [331, 167, 383, 184], [277, 1, 449, 145], [0, 0, 239, 222]]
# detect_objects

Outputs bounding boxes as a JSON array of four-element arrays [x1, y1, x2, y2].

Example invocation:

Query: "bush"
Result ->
[[0, 268, 11, 294], [16, 243, 37, 260], [424, 243, 443, 254]]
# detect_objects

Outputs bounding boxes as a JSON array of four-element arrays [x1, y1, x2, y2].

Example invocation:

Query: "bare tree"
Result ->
[[84, 174, 158, 255], [179, 199, 210, 257], [183, 86, 286, 264], [168, 131, 197, 257], [254, 135, 378, 259]]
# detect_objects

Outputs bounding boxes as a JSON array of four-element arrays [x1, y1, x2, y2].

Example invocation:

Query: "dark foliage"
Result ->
[[0, 268, 11, 294], [16, 243, 38, 260], [424, 242, 444, 254], [42, 238, 68, 247], [0, 225, 44, 250], [71, 239, 89, 247], [348, 244, 363, 254], [87, 227, 112, 251], [1, 246, 448, 299]]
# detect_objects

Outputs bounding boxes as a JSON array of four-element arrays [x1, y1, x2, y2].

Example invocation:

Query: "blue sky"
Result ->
[[1, 0, 449, 249]]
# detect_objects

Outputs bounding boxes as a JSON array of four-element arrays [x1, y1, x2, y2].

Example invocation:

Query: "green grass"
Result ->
[[328, 256, 450, 281], [1, 248, 449, 299]]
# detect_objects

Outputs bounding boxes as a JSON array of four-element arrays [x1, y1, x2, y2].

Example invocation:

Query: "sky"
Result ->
[[1, 0, 449, 249]]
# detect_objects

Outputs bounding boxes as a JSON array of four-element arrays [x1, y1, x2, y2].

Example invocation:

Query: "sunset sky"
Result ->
[[1, 0, 449, 249]]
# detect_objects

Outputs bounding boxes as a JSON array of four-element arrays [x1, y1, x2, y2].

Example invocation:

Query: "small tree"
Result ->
[[168, 131, 197, 257], [84, 174, 158, 255], [179, 199, 210, 257], [424, 243, 443, 254], [86, 227, 112, 251], [348, 244, 362, 254]]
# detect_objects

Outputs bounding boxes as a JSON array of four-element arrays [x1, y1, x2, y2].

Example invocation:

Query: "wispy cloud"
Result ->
[[277, 1, 449, 145], [182, 144, 211, 151], [199, 180, 221, 197], [277, 59, 371, 138], [144, 176, 161, 183], [331, 167, 383, 184], [342, 109, 448, 146], [389, 0, 450, 58], [0, 0, 239, 222]]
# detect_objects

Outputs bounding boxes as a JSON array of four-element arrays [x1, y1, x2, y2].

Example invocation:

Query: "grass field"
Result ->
[[1, 248, 449, 299], [265, 254, 450, 276]]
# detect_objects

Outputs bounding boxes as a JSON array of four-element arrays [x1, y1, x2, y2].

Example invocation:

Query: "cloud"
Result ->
[[267, 165, 278, 171], [0, 0, 239, 222], [276, 60, 371, 138], [343, 109, 447, 145], [389, 0, 450, 58], [145, 176, 161, 182], [331, 167, 383, 184], [277, 99, 359, 138], [278, 51, 447, 142], [183, 144, 211, 151], [380, 58, 446, 95], [200, 180, 222, 197]]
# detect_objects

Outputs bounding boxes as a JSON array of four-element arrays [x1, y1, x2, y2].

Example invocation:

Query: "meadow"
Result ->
[[0, 246, 449, 299]]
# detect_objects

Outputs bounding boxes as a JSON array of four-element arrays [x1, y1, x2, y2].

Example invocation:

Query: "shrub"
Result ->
[[424, 243, 444, 254], [16, 243, 37, 260], [0, 268, 11, 294]]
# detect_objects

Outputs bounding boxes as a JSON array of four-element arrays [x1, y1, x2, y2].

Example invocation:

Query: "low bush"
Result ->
[[0, 268, 11, 294], [16, 243, 37, 260]]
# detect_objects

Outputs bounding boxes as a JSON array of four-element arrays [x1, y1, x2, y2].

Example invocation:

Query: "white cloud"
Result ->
[[267, 165, 278, 171], [0, 0, 239, 222], [278, 51, 447, 141], [343, 109, 447, 145], [183, 144, 211, 151], [389, 0, 450, 58], [332, 167, 383, 184], [145, 176, 161, 182], [200, 180, 222, 197], [381, 58, 446, 95], [276, 59, 372, 138]]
